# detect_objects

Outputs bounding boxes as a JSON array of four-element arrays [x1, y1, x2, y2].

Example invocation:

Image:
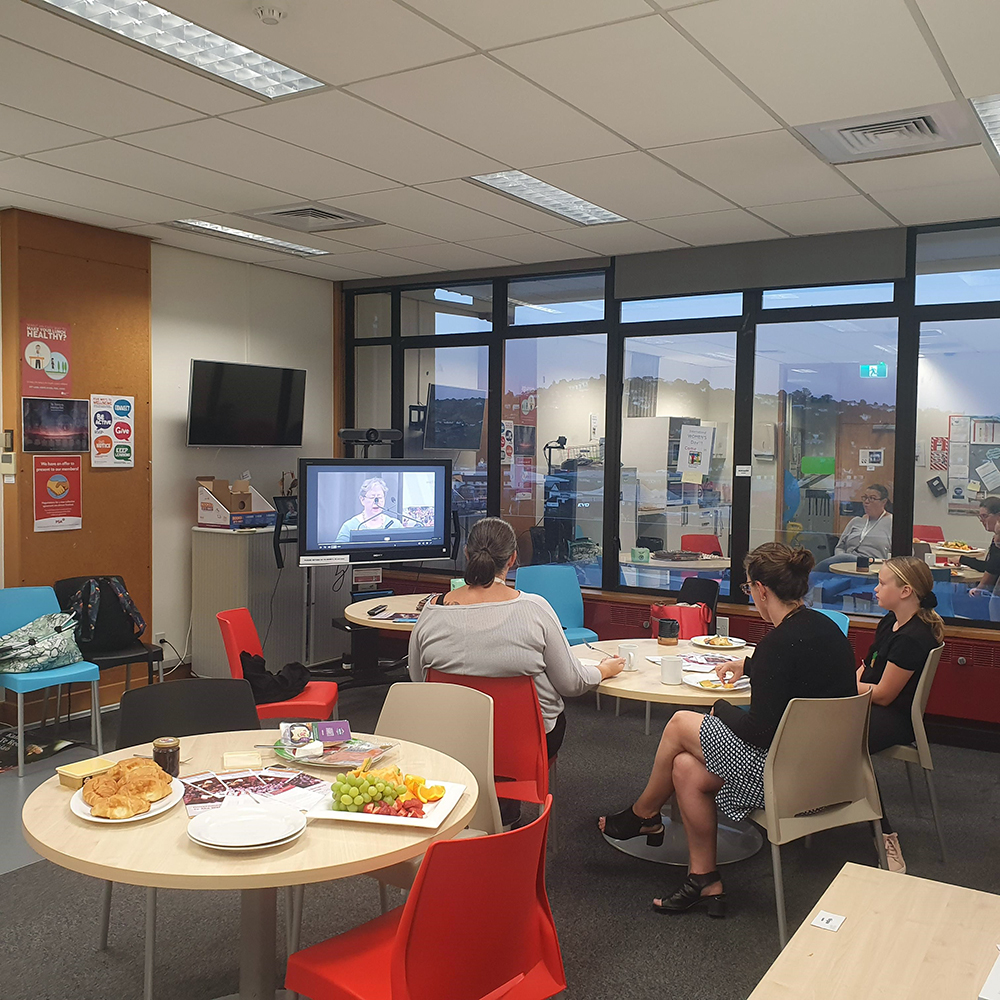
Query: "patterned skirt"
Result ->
[[699, 714, 769, 822]]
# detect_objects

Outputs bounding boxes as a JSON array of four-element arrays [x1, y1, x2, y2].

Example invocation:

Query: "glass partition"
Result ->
[[508, 272, 605, 326], [762, 283, 895, 309], [354, 345, 392, 459], [915, 226, 1000, 305], [620, 332, 736, 594], [354, 292, 391, 339], [401, 283, 493, 335], [621, 292, 743, 324]]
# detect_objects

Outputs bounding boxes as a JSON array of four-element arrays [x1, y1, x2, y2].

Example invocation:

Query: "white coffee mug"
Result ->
[[660, 655, 683, 685], [618, 642, 638, 671]]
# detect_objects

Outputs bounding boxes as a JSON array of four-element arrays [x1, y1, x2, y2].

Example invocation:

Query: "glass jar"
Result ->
[[152, 736, 180, 777]]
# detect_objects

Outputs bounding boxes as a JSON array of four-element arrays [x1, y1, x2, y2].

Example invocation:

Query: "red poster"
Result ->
[[22, 320, 72, 397], [33, 455, 82, 532]]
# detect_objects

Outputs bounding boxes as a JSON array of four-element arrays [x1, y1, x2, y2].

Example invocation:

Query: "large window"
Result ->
[[620, 332, 736, 595], [503, 334, 607, 587], [915, 226, 1000, 305], [751, 318, 898, 614], [354, 345, 392, 458], [621, 292, 742, 324], [401, 283, 493, 336], [507, 272, 605, 326], [354, 293, 390, 339]]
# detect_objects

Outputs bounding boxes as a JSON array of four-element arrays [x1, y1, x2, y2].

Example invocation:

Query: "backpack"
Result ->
[[54, 576, 146, 654]]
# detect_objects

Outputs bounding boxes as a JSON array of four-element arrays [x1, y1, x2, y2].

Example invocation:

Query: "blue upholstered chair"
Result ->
[[514, 565, 598, 646], [815, 607, 850, 635], [0, 586, 103, 776]]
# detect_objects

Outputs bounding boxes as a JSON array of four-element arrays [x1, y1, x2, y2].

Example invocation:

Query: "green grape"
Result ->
[[347, 775, 358, 787], [353, 794, 363, 805], [336, 773, 346, 784], [362, 792, 372, 803], [340, 793, 353, 805], [375, 781, 385, 792], [347, 803, 359, 812], [372, 792, 382, 802], [395, 784, 407, 796]]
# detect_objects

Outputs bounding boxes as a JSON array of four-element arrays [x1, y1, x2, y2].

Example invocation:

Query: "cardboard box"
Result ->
[[197, 476, 276, 529]]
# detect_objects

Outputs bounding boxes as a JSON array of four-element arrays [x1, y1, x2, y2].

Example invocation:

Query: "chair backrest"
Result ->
[[761, 693, 880, 845], [391, 797, 565, 1000], [514, 565, 584, 630], [911, 541, 932, 560], [815, 607, 850, 635], [635, 535, 664, 553], [216, 608, 262, 680], [0, 586, 60, 634], [681, 534, 723, 556], [676, 577, 720, 628], [117, 678, 260, 748], [375, 683, 502, 836], [426, 670, 548, 802], [910, 644, 945, 768], [913, 525, 945, 543]]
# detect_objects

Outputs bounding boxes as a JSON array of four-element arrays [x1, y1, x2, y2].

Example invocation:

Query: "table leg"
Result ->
[[213, 887, 294, 1000]]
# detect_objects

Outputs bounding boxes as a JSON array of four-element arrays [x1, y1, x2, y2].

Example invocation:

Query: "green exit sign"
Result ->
[[860, 362, 888, 378]]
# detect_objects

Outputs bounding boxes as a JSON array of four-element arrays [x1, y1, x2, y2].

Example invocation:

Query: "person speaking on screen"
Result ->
[[335, 477, 401, 542]]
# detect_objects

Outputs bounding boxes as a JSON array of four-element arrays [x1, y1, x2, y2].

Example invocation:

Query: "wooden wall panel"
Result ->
[[0, 209, 152, 722]]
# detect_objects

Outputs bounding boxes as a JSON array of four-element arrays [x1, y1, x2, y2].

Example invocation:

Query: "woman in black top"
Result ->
[[959, 496, 1000, 622], [599, 543, 855, 917], [859, 555, 944, 873]]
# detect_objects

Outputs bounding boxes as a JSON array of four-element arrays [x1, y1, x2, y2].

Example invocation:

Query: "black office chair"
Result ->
[[635, 535, 664, 552], [101, 679, 260, 1000], [677, 577, 721, 634]]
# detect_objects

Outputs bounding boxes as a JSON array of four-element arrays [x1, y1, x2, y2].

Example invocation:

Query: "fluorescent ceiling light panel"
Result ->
[[168, 219, 329, 256], [31, 0, 323, 99], [971, 94, 1000, 153], [469, 171, 626, 226]]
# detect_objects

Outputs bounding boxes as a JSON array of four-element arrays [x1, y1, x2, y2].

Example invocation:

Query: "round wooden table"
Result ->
[[22, 730, 478, 1000], [573, 637, 761, 867], [829, 561, 981, 583], [344, 593, 432, 632]]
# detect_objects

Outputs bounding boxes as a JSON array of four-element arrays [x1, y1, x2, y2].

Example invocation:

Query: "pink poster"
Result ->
[[22, 321, 71, 397], [33, 455, 82, 532]]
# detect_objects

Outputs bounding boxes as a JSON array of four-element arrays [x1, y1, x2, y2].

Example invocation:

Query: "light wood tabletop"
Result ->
[[749, 862, 1000, 1000], [829, 561, 980, 583], [619, 552, 730, 572], [21, 729, 478, 890], [344, 593, 434, 632]]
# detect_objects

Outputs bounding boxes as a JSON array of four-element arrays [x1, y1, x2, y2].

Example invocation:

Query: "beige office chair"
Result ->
[[749, 692, 888, 949], [877, 644, 946, 862]]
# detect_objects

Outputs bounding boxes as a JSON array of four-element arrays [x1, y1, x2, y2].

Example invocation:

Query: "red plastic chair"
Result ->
[[913, 524, 945, 543], [681, 533, 724, 555], [285, 797, 565, 1000], [216, 608, 338, 722]]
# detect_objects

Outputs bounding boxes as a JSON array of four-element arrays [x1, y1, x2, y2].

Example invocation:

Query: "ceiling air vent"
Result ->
[[797, 101, 981, 163], [239, 202, 383, 233]]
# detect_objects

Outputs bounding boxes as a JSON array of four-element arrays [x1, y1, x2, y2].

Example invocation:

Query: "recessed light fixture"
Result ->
[[28, 0, 323, 99], [167, 219, 329, 257], [970, 94, 1000, 153], [468, 171, 626, 226], [791, 368, 817, 374]]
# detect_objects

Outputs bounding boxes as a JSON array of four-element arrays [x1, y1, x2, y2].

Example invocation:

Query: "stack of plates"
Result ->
[[188, 798, 306, 852]]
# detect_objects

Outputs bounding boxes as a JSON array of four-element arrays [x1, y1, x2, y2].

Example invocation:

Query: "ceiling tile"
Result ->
[[0, 187, 142, 229], [120, 119, 394, 201], [319, 251, 440, 277], [121, 223, 297, 264], [0, 38, 200, 136], [196, 213, 379, 255], [164, 0, 472, 86], [225, 91, 505, 186], [328, 226, 443, 251], [0, 104, 97, 155], [839, 145, 1000, 193], [321, 187, 527, 242], [496, 17, 778, 148], [418, 179, 579, 232], [753, 196, 897, 235], [672, 0, 955, 126], [653, 130, 856, 206], [556, 221, 688, 256], [0, 159, 209, 224], [32, 141, 294, 214], [460, 232, 591, 264], [870, 178, 1000, 225], [402, 0, 650, 49], [390, 243, 520, 271], [914, 0, 1000, 97], [348, 55, 630, 165], [532, 152, 732, 219], [0, 0, 261, 115], [644, 209, 786, 245], [257, 258, 380, 281]]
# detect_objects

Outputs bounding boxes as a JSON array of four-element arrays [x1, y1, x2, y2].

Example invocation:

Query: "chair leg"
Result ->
[[54, 685, 62, 735], [645, 701, 651, 736], [98, 881, 112, 950], [548, 759, 558, 856], [17, 692, 25, 778], [770, 842, 788, 949], [144, 887, 156, 1000], [595, 690, 601, 711], [91, 681, 104, 755], [873, 821, 889, 869], [615, 697, 621, 717], [290, 885, 303, 955], [157, 659, 164, 683], [378, 882, 391, 915], [923, 769, 947, 864], [40, 688, 50, 730], [905, 760, 921, 817]]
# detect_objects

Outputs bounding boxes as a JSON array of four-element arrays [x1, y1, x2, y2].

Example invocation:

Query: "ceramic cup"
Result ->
[[660, 655, 683, 685], [617, 643, 638, 671]]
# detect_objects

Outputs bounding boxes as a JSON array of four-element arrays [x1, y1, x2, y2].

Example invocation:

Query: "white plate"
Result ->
[[690, 635, 747, 650], [188, 799, 306, 848], [931, 544, 985, 556], [188, 825, 305, 853], [306, 780, 466, 829], [70, 778, 184, 824], [683, 673, 750, 692]]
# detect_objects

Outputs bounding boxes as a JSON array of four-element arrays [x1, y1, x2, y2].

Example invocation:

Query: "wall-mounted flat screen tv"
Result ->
[[187, 360, 306, 447]]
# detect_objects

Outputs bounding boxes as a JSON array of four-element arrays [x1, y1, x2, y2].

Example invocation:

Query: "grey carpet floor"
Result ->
[[4, 684, 1000, 1000]]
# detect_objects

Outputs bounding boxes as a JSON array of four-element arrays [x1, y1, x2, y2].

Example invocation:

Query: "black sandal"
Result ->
[[599, 806, 665, 847], [653, 871, 726, 918]]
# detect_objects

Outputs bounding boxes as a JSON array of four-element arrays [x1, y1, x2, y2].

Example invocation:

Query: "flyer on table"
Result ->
[[33, 455, 82, 532], [21, 321, 71, 398], [90, 394, 134, 468]]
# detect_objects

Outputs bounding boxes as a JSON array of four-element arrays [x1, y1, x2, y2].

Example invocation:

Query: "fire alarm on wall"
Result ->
[[254, 5, 286, 25]]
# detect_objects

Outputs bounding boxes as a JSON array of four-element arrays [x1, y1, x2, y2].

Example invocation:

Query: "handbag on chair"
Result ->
[[650, 602, 711, 640], [0, 612, 83, 672]]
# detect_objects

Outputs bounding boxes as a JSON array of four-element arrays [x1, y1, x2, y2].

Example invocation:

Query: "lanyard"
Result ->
[[858, 511, 884, 543]]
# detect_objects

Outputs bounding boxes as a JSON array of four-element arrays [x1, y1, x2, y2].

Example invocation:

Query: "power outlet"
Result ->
[[154, 632, 166, 645]]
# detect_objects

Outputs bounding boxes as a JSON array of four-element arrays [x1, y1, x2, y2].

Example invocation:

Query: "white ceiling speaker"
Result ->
[[253, 4, 287, 25]]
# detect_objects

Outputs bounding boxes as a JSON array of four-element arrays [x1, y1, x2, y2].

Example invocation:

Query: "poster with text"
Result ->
[[677, 424, 715, 474], [22, 397, 90, 452], [33, 455, 81, 532], [21, 321, 71, 397], [91, 394, 135, 467]]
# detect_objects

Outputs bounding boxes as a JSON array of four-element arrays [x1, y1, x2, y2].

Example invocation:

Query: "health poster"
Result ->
[[21, 321, 71, 397], [90, 394, 135, 468], [33, 455, 82, 532]]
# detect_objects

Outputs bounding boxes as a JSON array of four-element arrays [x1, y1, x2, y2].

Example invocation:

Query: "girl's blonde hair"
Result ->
[[883, 556, 945, 643]]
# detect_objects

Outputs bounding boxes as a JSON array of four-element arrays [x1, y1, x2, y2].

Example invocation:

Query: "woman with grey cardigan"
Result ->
[[408, 517, 623, 760]]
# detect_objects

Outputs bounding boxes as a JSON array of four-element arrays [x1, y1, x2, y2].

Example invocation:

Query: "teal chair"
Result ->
[[0, 586, 103, 776], [514, 565, 598, 646], [815, 608, 850, 635]]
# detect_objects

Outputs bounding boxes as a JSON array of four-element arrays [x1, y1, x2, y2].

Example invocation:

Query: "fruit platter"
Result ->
[[931, 541, 985, 558]]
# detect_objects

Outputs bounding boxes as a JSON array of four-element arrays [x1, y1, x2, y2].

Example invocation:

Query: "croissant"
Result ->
[[82, 775, 119, 805], [91, 792, 151, 820], [123, 774, 172, 802]]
